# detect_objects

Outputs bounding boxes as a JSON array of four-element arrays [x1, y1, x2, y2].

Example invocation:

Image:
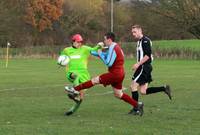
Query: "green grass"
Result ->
[[0, 58, 200, 135], [153, 39, 200, 49]]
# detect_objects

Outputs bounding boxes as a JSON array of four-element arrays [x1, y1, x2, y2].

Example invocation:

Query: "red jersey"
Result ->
[[108, 43, 125, 75]]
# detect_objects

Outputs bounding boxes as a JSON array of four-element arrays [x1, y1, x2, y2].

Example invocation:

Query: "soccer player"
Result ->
[[65, 32, 144, 116], [129, 24, 172, 114], [59, 34, 102, 115]]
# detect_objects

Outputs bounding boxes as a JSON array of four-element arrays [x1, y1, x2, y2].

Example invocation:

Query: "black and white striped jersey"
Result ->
[[136, 36, 153, 64]]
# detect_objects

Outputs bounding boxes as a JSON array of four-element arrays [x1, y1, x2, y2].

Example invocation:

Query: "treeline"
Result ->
[[0, 0, 199, 47]]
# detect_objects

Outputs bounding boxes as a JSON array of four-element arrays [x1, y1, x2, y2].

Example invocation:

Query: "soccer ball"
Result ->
[[57, 55, 70, 66]]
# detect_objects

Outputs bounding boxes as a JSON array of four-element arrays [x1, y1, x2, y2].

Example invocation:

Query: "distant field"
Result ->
[[153, 39, 200, 49], [0, 58, 200, 135], [122, 39, 200, 59], [0, 39, 200, 59]]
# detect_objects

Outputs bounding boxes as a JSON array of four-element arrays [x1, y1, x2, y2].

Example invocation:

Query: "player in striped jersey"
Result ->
[[129, 25, 172, 115]]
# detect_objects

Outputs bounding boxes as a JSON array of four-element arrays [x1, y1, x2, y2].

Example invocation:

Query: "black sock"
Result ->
[[131, 91, 139, 101], [146, 86, 165, 95]]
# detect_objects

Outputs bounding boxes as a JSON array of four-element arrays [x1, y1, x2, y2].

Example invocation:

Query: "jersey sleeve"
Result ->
[[60, 48, 69, 56], [142, 39, 152, 57], [99, 45, 116, 67], [90, 50, 99, 57], [84, 44, 101, 52]]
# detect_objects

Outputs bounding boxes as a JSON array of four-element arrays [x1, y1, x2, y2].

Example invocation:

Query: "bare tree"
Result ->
[[131, 0, 200, 38]]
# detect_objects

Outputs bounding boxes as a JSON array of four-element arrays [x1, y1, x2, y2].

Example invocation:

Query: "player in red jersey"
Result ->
[[65, 32, 144, 116]]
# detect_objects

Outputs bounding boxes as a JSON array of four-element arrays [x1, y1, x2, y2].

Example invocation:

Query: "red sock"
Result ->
[[74, 80, 94, 91], [121, 93, 138, 108]]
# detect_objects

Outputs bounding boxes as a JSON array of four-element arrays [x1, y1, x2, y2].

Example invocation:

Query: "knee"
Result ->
[[130, 82, 138, 91], [131, 86, 138, 92], [114, 90, 123, 99], [140, 88, 147, 95], [114, 93, 120, 99]]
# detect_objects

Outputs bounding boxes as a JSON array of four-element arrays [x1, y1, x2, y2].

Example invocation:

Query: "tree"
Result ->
[[0, 0, 27, 47], [132, 0, 200, 38], [24, 0, 64, 32], [60, 0, 107, 42]]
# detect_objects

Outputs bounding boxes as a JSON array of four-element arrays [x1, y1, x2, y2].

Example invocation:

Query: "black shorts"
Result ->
[[132, 64, 153, 85]]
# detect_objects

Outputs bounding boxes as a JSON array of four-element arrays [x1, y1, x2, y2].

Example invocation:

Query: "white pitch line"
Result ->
[[85, 91, 113, 96], [0, 84, 63, 92], [0, 84, 127, 97]]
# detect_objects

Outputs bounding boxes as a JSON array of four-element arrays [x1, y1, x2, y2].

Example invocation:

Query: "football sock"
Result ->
[[146, 86, 165, 94], [74, 80, 94, 91], [121, 93, 138, 108], [71, 100, 82, 112], [131, 91, 139, 101], [66, 100, 82, 115]]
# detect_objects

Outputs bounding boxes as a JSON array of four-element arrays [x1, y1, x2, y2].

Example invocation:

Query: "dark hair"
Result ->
[[105, 32, 115, 42]]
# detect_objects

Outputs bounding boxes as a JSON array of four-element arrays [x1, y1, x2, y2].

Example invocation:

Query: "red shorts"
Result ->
[[99, 72, 125, 89]]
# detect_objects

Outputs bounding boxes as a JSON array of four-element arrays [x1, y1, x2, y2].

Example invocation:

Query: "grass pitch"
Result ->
[[0, 58, 200, 135]]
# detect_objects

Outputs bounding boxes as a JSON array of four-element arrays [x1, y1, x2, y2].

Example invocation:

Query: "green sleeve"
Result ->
[[84, 44, 102, 51], [60, 48, 68, 56]]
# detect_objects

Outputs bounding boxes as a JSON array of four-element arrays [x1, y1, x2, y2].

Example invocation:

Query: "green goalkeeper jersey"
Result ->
[[61, 45, 100, 72], [60, 45, 100, 84]]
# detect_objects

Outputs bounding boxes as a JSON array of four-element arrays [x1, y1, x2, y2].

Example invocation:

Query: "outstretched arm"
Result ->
[[98, 45, 116, 67], [90, 51, 99, 57]]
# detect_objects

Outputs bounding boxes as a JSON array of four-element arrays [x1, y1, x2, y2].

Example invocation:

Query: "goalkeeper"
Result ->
[[59, 34, 102, 116]]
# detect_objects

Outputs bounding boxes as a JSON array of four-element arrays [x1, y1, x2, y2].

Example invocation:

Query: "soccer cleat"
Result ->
[[164, 85, 172, 100], [67, 92, 81, 103], [65, 110, 73, 116], [136, 102, 144, 116], [65, 86, 80, 95], [128, 102, 144, 116], [128, 108, 139, 115]]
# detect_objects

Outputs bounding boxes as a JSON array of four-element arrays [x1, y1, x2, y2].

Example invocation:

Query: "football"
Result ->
[[57, 55, 70, 66]]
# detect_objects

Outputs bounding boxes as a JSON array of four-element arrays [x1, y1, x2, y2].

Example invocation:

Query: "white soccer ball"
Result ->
[[57, 55, 70, 66]]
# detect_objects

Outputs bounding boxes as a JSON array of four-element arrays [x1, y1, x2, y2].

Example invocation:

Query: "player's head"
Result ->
[[131, 24, 143, 40], [104, 32, 115, 46], [71, 34, 83, 48]]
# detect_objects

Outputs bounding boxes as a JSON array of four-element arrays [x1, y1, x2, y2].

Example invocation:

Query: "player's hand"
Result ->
[[132, 63, 140, 71], [97, 42, 104, 48]]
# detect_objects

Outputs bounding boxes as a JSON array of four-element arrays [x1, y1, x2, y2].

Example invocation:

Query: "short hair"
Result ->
[[105, 32, 115, 42], [132, 24, 142, 30]]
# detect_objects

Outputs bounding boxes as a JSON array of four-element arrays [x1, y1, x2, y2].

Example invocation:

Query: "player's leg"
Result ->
[[73, 73, 85, 99], [65, 76, 100, 94], [65, 72, 83, 115], [113, 88, 144, 116], [142, 84, 172, 100], [139, 64, 172, 99], [130, 65, 145, 115], [113, 88, 138, 107], [130, 81, 142, 114], [111, 73, 144, 116], [131, 65, 143, 102], [65, 72, 119, 94], [130, 80, 139, 102]]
